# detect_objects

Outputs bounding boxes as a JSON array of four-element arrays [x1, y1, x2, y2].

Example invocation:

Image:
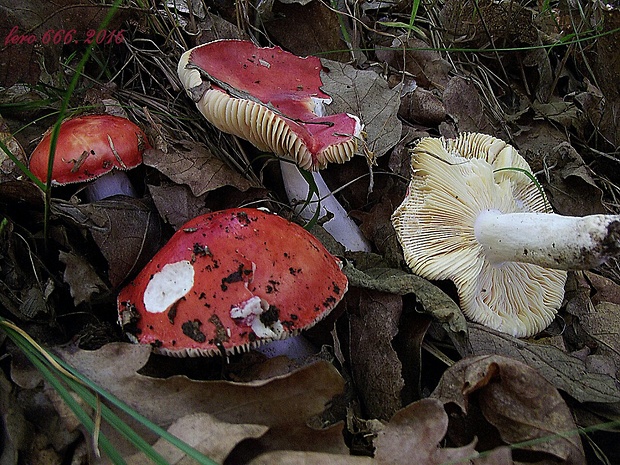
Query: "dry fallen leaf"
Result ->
[[579, 301, 620, 366], [467, 323, 620, 403], [57, 343, 345, 429], [125, 412, 268, 465], [320, 60, 402, 160], [343, 258, 468, 335], [374, 398, 482, 465], [345, 288, 404, 420], [375, 36, 451, 90], [538, 142, 606, 216], [431, 354, 586, 464], [147, 183, 210, 230], [143, 140, 253, 197], [441, 76, 496, 134], [249, 450, 372, 464], [261, 0, 351, 62], [52, 197, 163, 287], [58, 251, 107, 305]]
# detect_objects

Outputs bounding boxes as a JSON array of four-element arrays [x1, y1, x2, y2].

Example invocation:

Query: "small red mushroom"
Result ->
[[117, 208, 348, 357], [29, 114, 150, 201]]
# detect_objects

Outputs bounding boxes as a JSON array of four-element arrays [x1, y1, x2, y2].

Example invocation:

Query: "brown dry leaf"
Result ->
[[467, 324, 620, 403], [345, 288, 404, 420], [320, 60, 402, 160], [249, 450, 372, 464], [399, 87, 447, 126], [58, 250, 107, 305], [143, 140, 253, 197], [261, 0, 351, 62], [586, 271, 620, 306], [229, 421, 353, 463], [442, 76, 496, 134], [52, 197, 163, 287], [540, 142, 606, 216], [57, 343, 345, 428], [375, 36, 451, 90], [125, 413, 267, 465], [374, 398, 482, 465], [580, 302, 620, 365], [532, 98, 579, 129], [147, 183, 210, 230], [431, 354, 586, 465]]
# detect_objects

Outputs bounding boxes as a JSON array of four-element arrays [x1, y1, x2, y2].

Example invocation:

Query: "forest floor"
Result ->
[[1, 0, 620, 464]]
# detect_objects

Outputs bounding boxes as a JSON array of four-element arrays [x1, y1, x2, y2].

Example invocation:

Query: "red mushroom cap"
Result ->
[[29, 114, 150, 185], [177, 39, 362, 170], [117, 208, 348, 357]]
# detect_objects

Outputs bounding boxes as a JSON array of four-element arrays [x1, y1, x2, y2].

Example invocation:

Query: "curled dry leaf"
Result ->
[[52, 197, 163, 287], [374, 398, 481, 465], [536, 142, 606, 216], [143, 140, 253, 197], [431, 354, 586, 465], [125, 412, 268, 465], [58, 251, 107, 305], [467, 323, 620, 403], [147, 183, 210, 230], [57, 343, 345, 428]]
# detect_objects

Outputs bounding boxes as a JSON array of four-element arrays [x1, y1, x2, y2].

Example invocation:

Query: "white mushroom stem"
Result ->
[[85, 170, 137, 202], [475, 210, 620, 270], [280, 160, 371, 252]]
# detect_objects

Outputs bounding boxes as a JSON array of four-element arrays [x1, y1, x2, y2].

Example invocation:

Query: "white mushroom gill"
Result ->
[[392, 132, 620, 337], [143, 260, 194, 313]]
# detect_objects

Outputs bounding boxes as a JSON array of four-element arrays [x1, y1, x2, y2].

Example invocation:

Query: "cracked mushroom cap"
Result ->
[[29, 114, 150, 185], [177, 39, 363, 171], [391, 133, 567, 337], [117, 208, 348, 356]]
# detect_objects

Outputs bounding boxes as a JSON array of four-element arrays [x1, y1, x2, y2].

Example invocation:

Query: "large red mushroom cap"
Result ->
[[29, 114, 150, 185], [177, 39, 363, 170], [117, 208, 348, 357]]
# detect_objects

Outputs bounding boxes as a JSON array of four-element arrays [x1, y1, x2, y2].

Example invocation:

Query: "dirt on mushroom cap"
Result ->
[[117, 208, 348, 356]]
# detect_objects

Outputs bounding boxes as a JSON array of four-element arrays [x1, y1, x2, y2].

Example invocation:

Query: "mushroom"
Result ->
[[117, 208, 348, 357], [391, 133, 620, 337], [29, 114, 150, 201], [177, 39, 371, 252]]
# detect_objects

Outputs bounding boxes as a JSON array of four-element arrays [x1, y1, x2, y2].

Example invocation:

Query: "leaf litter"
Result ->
[[0, 0, 620, 464]]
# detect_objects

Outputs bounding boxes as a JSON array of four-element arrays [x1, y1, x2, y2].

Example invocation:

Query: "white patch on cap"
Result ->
[[143, 260, 194, 313], [230, 296, 284, 339]]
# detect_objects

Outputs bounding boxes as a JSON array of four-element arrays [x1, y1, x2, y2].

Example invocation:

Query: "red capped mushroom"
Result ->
[[29, 114, 150, 201], [177, 39, 371, 252], [117, 208, 348, 357]]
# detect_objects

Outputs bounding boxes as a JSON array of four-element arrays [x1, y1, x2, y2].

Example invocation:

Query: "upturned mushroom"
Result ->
[[117, 208, 348, 356], [177, 39, 371, 252], [391, 133, 620, 337], [29, 114, 150, 201]]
